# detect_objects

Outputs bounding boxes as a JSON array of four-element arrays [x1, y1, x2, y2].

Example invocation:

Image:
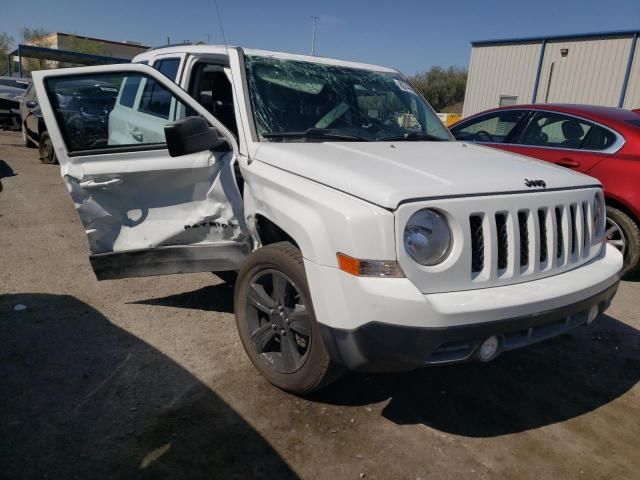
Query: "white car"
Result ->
[[32, 46, 622, 393]]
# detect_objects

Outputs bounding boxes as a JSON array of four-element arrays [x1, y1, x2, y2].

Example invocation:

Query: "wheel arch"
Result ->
[[605, 195, 639, 227], [255, 214, 300, 250]]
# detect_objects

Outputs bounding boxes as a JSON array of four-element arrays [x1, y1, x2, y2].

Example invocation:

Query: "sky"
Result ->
[[2, 0, 639, 75]]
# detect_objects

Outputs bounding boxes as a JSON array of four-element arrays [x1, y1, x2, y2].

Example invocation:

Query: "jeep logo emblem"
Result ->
[[524, 179, 546, 188]]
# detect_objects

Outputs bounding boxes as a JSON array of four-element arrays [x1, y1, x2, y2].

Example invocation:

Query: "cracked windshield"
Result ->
[[245, 56, 451, 142]]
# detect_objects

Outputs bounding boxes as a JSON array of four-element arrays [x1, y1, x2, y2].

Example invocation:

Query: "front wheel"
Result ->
[[606, 206, 640, 274], [234, 242, 342, 394]]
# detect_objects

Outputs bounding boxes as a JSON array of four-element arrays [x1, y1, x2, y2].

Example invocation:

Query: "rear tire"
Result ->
[[38, 132, 57, 164], [234, 242, 343, 394], [22, 124, 35, 148], [606, 206, 640, 274]]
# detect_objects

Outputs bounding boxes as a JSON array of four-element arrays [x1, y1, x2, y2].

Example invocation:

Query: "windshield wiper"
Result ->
[[376, 132, 448, 142], [262, 128, 370, 142]]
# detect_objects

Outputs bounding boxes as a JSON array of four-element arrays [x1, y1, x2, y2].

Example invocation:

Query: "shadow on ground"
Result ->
[[130, 284, 640, 438], [310, 314, 640, 437], [0, 159, 16, 179], [131, 278, 234, 314], [0, 293, 297, 480]]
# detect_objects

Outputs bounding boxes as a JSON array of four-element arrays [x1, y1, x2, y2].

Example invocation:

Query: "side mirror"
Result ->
[[26, 100, 38, 109], [164, 116, 227, 157]]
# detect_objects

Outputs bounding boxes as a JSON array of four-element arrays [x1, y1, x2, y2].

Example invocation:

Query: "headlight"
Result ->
[[403, 209, 452, 265], [593, 193, 604, 237]]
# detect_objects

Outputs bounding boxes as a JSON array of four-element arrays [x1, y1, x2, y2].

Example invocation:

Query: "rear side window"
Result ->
[[581, 125, 618, 151], [626, 119, 640, 128], [138, 78, 172, 119], [153, 58, 180, 82], [519, 113, 591, 149]]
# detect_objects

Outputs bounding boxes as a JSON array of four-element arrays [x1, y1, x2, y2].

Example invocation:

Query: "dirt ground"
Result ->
[[1, 130, 639, 480]]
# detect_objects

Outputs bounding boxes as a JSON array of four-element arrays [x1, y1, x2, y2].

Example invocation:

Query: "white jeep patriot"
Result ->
[[32, 46, 622, 393]]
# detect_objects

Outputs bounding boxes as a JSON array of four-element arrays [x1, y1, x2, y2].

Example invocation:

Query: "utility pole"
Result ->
[[207, 33, 214, 44], [167, 36, 170, 45], [311, 16, 319, 56]]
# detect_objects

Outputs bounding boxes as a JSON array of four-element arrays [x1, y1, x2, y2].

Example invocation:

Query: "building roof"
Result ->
[[26, 31, 150, 49], [9, 44, 131, 65], [471, 29, 640, 47]]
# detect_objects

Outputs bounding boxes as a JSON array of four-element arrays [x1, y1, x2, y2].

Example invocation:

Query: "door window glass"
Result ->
[[45, 72, 193, 152], [451, 110, 527, 143], [119, 75, 141, 108], [188, 62, 238, 136], [520, 112, 592, 149]]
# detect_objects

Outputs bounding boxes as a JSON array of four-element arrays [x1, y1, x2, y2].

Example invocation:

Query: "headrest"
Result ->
[[562, 120, 584, 140]]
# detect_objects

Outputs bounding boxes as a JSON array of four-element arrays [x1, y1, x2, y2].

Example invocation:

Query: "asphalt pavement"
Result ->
[[1, 130, 639, 480]]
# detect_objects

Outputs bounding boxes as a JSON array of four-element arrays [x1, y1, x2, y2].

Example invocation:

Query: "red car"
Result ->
[[451, 104, 640, 273]]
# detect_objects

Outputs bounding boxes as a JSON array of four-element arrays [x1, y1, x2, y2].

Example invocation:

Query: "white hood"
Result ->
[[253, 141, 600, 209]]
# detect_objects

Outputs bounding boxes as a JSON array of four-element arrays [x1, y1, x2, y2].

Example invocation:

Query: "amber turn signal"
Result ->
[[336, 253, 405, 278]]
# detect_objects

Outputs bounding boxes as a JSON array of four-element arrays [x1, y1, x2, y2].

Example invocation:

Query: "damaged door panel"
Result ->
[[32, 64, 249, 280]]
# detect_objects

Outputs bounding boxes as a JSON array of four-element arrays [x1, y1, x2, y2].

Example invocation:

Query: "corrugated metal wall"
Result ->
[[463, 34, 639, 117], [623, 42, 640, 110], [462, 42, 541, 117], [538, 36, 632, 106]]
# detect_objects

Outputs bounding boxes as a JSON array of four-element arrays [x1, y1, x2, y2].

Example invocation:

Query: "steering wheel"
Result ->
[[473, 130, 495, 142], [359, 115, 387, 133]]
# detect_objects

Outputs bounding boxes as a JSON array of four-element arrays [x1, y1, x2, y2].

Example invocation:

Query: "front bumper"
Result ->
[[319, 281, 618, 371], [305, 244, 622, 371]]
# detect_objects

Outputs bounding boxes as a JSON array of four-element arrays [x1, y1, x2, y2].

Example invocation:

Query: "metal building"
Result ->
[[462, 30, 639, 117]]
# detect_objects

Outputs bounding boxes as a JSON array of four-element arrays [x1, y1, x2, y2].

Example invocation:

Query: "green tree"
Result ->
[[409, 66, 467, 112], [21, 27, 51, 45], [0, 32, 14, 75]]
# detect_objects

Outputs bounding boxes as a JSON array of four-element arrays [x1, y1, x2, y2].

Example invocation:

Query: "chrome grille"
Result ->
[[555, 207, 563, 259], [538, 209, 548, 264], [467, 197, 599, 279], [469, 215, 484, 273], [496, 213, 509, 270], [518, 211, 529, 267]]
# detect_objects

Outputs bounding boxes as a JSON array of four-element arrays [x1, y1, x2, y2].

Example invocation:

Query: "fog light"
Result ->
[[478, 336, 500, 362], [587, 305, 599, 324]]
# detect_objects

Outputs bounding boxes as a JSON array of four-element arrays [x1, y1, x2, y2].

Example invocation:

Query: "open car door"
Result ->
[[32, 63, 249, 280]]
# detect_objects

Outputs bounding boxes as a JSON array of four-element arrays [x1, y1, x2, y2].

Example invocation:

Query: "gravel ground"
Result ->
[[1, 130, 639, 480]]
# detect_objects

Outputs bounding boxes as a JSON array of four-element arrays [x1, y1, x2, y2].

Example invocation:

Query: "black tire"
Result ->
[[606, 206, 640, 274], [22, 124, 36, 148], [38, 131, 57, 164], [234, 242, 343, 394]]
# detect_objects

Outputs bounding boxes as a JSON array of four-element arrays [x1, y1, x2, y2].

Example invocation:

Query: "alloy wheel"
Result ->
[[245, 269, 312, 374], [605, 216, 626, 256]]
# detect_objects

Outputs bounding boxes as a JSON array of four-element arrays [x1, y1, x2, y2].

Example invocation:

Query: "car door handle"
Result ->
[[556, 158, 580, 168], [79, 178, 122, 189], [129, 128, 143, 142]]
